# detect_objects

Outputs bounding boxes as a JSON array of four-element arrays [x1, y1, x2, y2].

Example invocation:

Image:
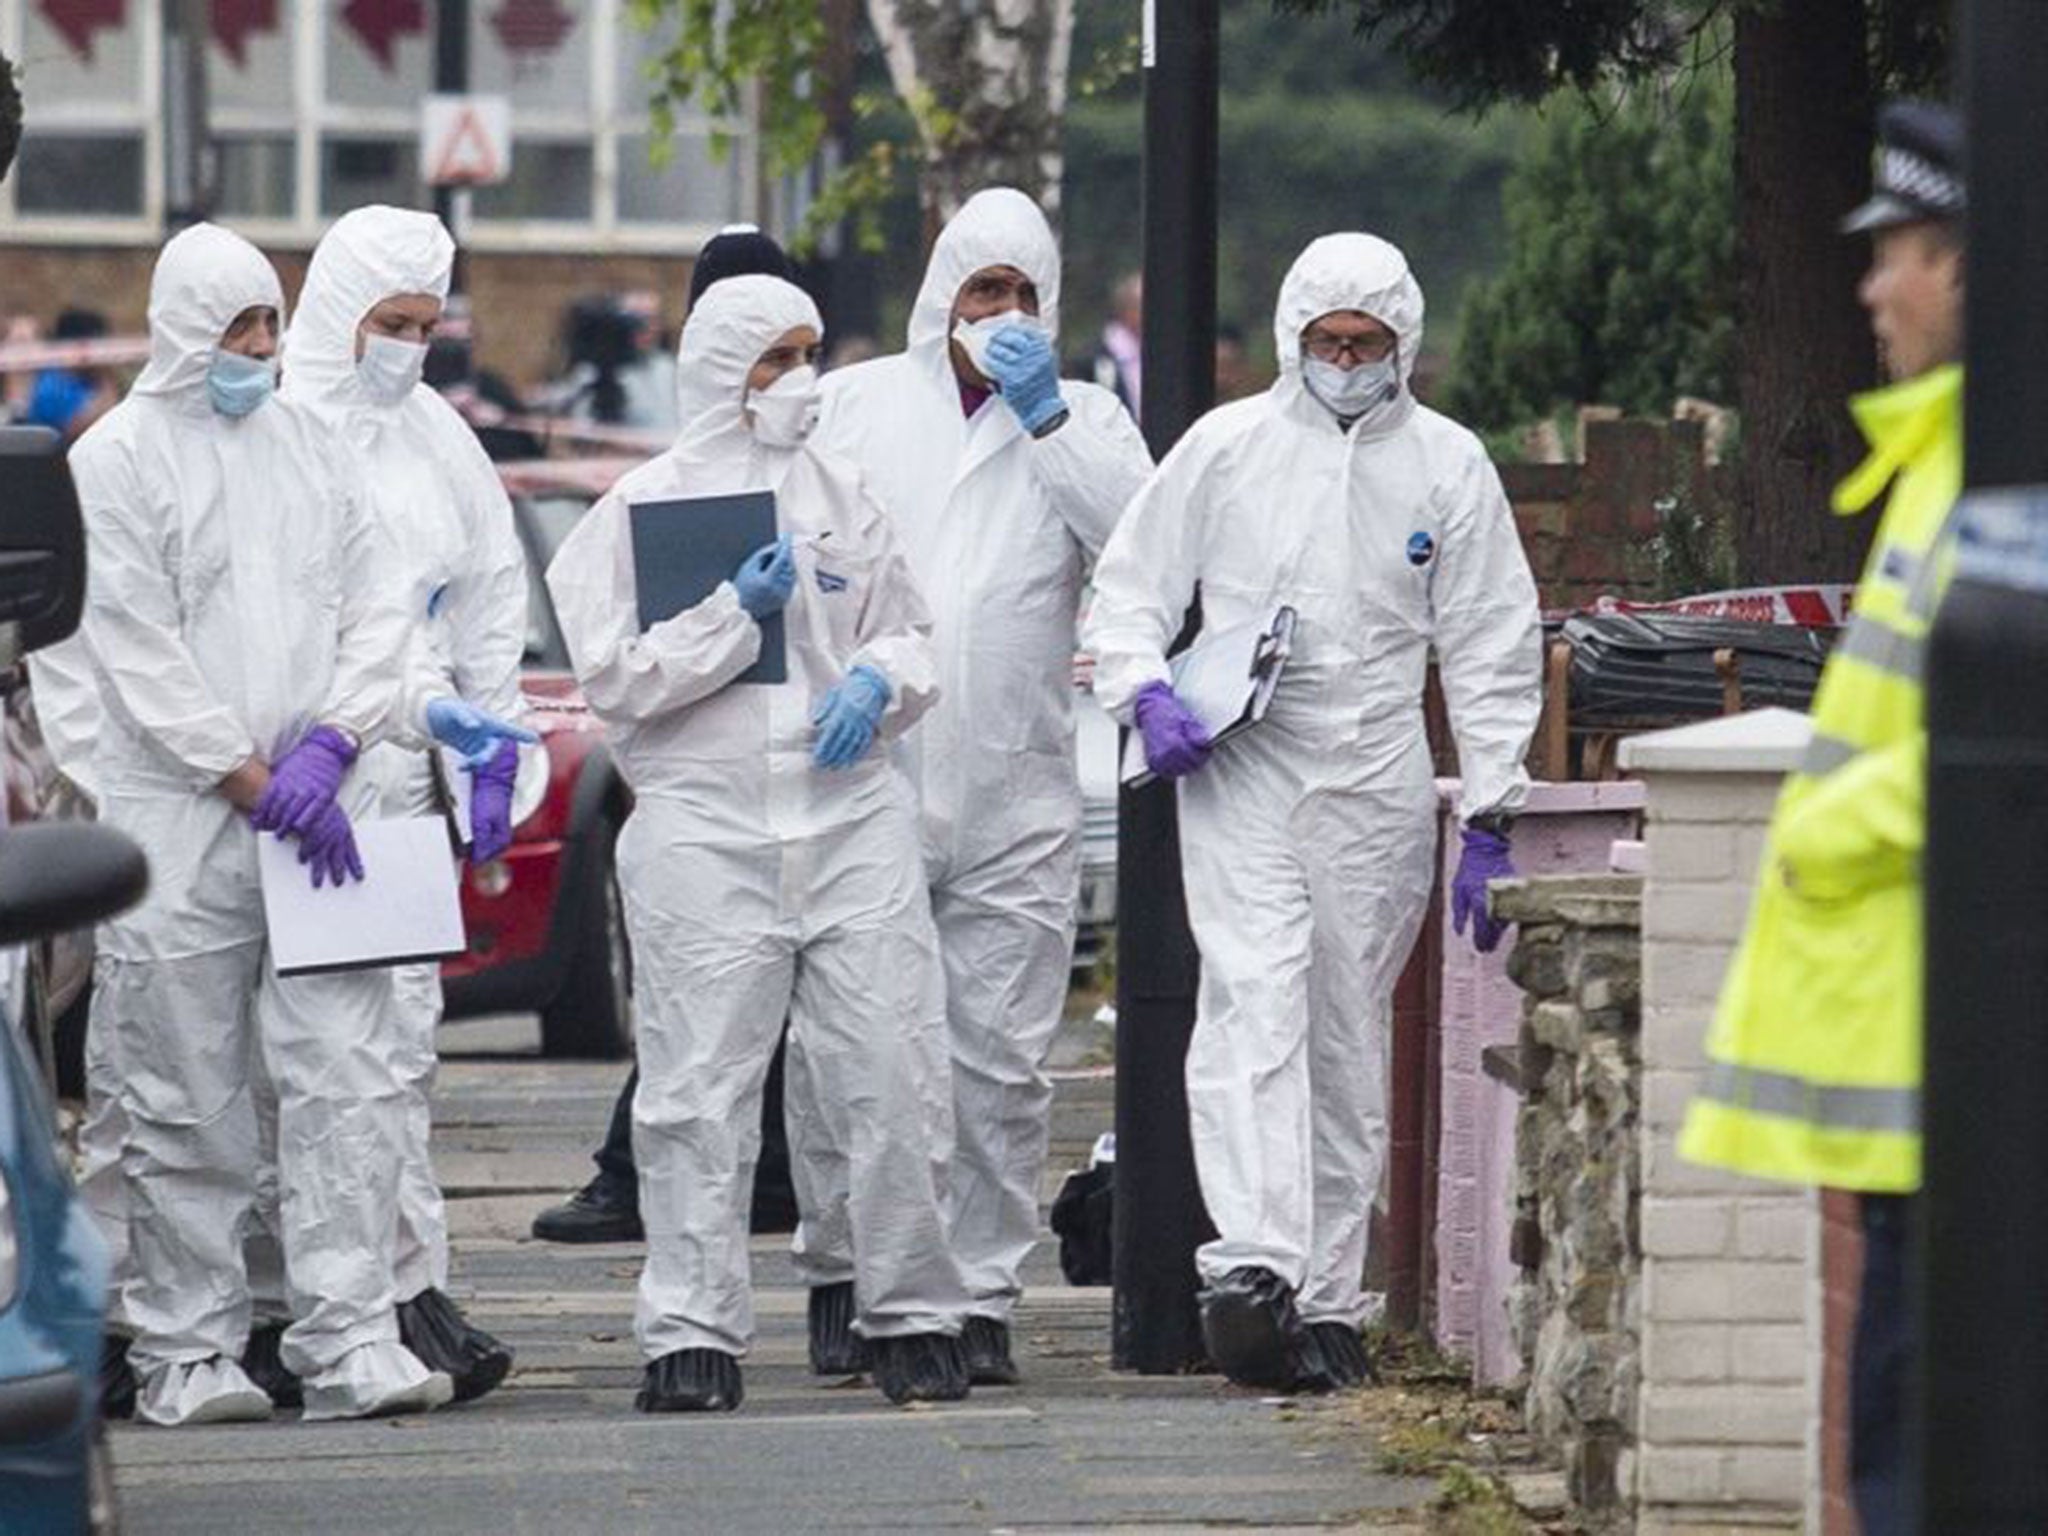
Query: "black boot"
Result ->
[[870, 1332, 971, 1407], [240, 1320, 305, 1409], [1306, 1321, 1379, 1388], [960, 1316, 1020, 1387], [531, 1174, 644, 1244], [397, 1288, 515, 1404], [1199, 1266, 1332, 1393], [636, 1348, 743, 1412], [806, 1281, 873, 1375], [100, 1334, 136, 1422]]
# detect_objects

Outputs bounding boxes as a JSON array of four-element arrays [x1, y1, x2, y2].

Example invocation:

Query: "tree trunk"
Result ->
[[865, 0, 1075, 239], [1733, 0, 1879, 584]]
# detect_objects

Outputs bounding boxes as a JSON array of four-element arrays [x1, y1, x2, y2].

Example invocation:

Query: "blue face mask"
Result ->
[[207, 349, 275, 418]]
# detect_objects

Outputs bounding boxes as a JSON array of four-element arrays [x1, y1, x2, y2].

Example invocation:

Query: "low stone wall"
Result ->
[[1495, 873, 1645, 1527]]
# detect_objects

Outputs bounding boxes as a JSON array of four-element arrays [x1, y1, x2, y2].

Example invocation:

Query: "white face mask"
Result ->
[[747, 365, 821, 448], [356, 332, 428, 406], [951, 310, 1047, 377], [1301, 355, 1400, 424]]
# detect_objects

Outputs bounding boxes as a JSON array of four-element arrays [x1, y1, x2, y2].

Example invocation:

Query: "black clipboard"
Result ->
[[629, 491, 787, 684]]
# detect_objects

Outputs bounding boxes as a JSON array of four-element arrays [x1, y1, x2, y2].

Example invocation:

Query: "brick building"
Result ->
[[0, 1, 760, 385]]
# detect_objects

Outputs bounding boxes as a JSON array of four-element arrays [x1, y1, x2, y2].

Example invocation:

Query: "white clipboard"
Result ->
[[1120, 605, 1296, 788], [258, 816, 467, 976]]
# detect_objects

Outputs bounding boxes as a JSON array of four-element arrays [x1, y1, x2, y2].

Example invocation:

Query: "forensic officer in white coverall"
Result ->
[[789, 188, 1153, 1385], [1083, 232, 1541, 1392], [68, 223, 453, 1425], [546, 274, 975, 1412], [281, 204, 540, 1403]]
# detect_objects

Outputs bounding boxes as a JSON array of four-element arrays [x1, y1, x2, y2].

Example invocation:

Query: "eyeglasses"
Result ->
[[756, 343, 825, 371], [1302, 330, 1395, 365]]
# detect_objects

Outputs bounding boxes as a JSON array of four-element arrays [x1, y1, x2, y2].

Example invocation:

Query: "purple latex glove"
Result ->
[[294, 801, 365, 890], [1133, 680, 1213, 778], [1451, 826, 1516, 953], [468, 740, 519, 864], [251, 724, 358, 835]]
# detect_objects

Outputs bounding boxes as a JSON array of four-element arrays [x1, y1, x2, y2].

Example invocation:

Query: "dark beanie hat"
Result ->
[[687, 224, 797, 308]]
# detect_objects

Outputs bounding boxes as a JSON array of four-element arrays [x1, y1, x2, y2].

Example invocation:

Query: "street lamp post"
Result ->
[[434, 0, 472, 291], [1111, 0, 1220, 1376], [1920, 2, 2048, 1527]]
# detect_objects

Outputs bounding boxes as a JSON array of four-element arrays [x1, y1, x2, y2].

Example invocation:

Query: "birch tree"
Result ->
[[630, 0, 1075, 249]]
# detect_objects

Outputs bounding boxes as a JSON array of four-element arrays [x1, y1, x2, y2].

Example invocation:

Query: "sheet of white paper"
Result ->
[[258, 816, 466, 976]]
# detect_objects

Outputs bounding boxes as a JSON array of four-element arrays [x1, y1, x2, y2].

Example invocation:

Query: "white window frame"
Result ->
[[0, 0, 757, 254]]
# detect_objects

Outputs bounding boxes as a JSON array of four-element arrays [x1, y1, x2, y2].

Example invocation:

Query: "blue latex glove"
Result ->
[[734, 534, 797, 620], [1133, 681, 1212, 778], [1451, 826, 1517, 954], [984, 325, 1067, 434], [295, 801, 366, 890], [426, 697, 539, 765], [812, 664, 892, 770], [468, 740, 519, 864], [251, 724, 358, 834]]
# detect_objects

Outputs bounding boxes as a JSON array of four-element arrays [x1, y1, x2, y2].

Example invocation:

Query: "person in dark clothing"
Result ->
[[531, 225, 802, 1246]]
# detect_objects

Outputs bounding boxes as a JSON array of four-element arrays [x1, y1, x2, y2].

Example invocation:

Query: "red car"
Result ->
[[441, 459, 640, 1059]]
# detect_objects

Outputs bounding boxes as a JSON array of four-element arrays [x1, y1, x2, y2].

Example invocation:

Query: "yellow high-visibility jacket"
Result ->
[[1680, 363, 1961, 1193]]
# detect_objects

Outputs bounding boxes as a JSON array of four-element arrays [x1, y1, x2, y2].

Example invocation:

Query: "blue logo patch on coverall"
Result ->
[[1407, 531, 1436, 567], [815, 569, 849, 594]]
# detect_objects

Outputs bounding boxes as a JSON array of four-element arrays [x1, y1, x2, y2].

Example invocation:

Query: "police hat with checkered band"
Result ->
[[1842, 100, 1965, 235]]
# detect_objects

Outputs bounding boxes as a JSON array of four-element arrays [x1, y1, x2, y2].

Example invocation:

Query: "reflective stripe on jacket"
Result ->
[[1679, 363, 1961, 1193]]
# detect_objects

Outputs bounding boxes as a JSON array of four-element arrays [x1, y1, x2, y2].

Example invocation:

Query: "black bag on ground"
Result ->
[[1049, 1163, 1114, 1285], [1561, 611, 1836, 727]]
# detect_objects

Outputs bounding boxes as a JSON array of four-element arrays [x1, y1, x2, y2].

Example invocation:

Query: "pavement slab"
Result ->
[[108, 1015, 1438, 1534]]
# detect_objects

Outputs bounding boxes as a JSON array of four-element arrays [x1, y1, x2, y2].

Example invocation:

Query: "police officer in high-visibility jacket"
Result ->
[[1679, 101, 1964, 1536]]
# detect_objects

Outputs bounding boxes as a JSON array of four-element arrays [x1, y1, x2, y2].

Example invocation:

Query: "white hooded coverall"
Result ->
[[67, 223, 436, 1422], [281, 205, 537, 1306], [1082, 234, 1541, 1325], [545, 275, 970, 1359], [793, 189, 1153, 1322]]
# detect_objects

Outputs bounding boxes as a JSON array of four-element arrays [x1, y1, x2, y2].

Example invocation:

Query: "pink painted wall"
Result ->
[[1433, 779, 1646, 1386]]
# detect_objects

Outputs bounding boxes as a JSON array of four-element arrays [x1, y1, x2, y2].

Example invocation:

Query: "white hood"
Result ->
[[906, 187, 1062, 371], [130, 222, 284, 405], [1272, 232, 1425, 396], [669, 273, 822, 470], [283, 204, 454, 412]]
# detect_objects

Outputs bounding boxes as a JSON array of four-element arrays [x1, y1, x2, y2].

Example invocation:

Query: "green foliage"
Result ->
[[1274, 0, 1694, 108], [1441, 71, 1735, 430], [627, 0, 904, 254], [1061, 3, 1532, 363]]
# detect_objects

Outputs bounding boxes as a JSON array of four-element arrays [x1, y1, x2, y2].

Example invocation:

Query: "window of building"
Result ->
[[0, 1, 755, 246]]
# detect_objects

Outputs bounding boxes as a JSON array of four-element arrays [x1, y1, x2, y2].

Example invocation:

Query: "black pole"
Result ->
[[162, 0, 211, 230], [1921, 3, 2048, 1528], [1111, 0, 1219, 1375], [433, 0, 471, 291]]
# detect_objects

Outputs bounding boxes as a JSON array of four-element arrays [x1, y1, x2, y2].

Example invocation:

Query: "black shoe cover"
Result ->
[[1199, 1266, 1330, 1393], [869, 1332, 971, 1406], [531, 1177, 644, 1244], [100, 1334, 136, 1422], [1306, 1321, 1379, 1388], [240, 1320, 305, 1409], [960, 1316, 1021, 1387], [807, 1281, 873, 1376], [636, 1348, 743, 1412], [397, 1287, 515, 1403]]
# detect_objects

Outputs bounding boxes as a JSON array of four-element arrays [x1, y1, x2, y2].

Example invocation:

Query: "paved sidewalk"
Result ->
[[109, 1018, 1440, 1534]]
